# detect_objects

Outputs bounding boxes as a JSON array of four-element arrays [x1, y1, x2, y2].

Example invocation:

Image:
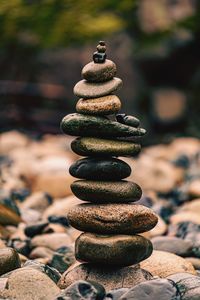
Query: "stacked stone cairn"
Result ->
[[61, 42, 158, 277]]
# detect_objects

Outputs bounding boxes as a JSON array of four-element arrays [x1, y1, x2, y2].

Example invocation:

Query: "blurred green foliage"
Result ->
[[0, 0, 199, 52]]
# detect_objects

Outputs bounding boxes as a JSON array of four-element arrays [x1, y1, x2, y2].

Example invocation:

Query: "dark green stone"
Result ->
[[70, 180, 142, 203], [61, 113, 146, 138], [71, 137, 141, 157], [69, 157, 131, 180]]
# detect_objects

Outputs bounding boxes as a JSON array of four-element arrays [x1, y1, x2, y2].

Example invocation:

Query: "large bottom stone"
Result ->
[[58, 263, 153, 291], [75, 233, 153, 266]]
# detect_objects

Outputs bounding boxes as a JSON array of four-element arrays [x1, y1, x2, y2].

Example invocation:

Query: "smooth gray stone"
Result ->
[[73, 78, 122, 98], [120, 278, 181, 300], [61, 113, 146, 138], [81, 59, 117, 82]]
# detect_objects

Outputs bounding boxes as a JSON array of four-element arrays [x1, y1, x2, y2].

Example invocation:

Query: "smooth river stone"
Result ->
[[69, 157, 131, 180], [71, 137, 141, 157], [0, 248, 21, 276], [61, 113, 145, 138], [73, 78, 122, 98], [75, 233, 153, 266], [70, 180, 142, 203], [81, 59, 117, 82], [76, 95, 121, 115], [68, 203, 158, 234]]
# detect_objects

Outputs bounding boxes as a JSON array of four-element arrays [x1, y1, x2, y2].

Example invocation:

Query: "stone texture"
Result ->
[[116, 114, 140, 128], [58, 263, 153, 290], [71, 137, 141, 157], [70, 180, 142, 203], [55, 280, 105, 300], [167, 273, 200, 300], [76, 95, 121, 115], [73, 78, 122, 98], [61, 113, 145, 138], [0, 267, 60, 300], [81, 59, 116, 82], [120, 278, 180, 300], [68, 203, 158, 234], [69, 157, 131, 180], [141, 250, 196, 278], [75, 233, 153, 266], [0, 247, 21, 276]]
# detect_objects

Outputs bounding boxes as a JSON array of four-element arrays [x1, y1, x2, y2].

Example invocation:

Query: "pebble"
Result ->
[[71, 137, 141, 157], [76, 95, 121, 115], [23, 260, 61, 283], [179, 198, 200, 215], [21, 192, 52, 213], [116, 114, 140, 128], [0, 267, 60, 300], [82, 59, 117, 82], [42, 195, 82, 220], [68, 203, 158, 234], [167, 272, 200, 300], [29, 246, 54, 261], [75, 233, 153, 266], [71, 180, 142, 203], [0, 203, 22, 226], [120, 278, 180, 300], [31, 233, 73, 251], [170, 212, 200, 225], [61, 113, 146, 138], [73, 78, 122, 98], [56, 280, 105, 300], [151, 236, 193, 256], [49, 246, 75, 274], [149, 215, 167, 237], [24, 222, 49, 238], [69, 157, 131, 180], [141, 250, 196, 278], [0, 247, 21, 276], [188, 179, 200, 198], [105, 288, 129, 300], [58, 263, 153, 290], [185, 257, 200, 270]]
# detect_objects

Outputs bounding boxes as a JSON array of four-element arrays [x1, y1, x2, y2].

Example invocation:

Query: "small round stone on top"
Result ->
[[93, 41, 107, 63]]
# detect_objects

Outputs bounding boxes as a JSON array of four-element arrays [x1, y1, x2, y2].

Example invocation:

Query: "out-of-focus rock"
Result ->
[[170, 212, 200, 225], [141, 250, 196, 277], [31, 233, 73, 251], [0, 131, 30, 154], [149, 215, 167, 237]]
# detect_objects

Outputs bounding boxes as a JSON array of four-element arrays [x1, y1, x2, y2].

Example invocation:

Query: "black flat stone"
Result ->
[[69, 157, 131, 180]]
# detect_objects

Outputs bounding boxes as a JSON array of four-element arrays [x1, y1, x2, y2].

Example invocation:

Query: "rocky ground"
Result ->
[[1, 130, 200, 299]]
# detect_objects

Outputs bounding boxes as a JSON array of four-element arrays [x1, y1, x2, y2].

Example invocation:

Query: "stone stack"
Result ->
[[61, 42, 158, 275]]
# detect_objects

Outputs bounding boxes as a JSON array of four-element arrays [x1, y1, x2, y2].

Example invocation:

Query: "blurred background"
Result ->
[[0, 0, 200, 144]]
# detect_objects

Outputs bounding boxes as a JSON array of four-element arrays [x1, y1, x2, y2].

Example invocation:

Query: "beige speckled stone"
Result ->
[[81, 59, 117, 82], [68, 203, 158, 234], [76, 95, 121, 115], [0, 248, 21, 276], [141, 250, 196, 278], [58, 263, 153, 290]]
